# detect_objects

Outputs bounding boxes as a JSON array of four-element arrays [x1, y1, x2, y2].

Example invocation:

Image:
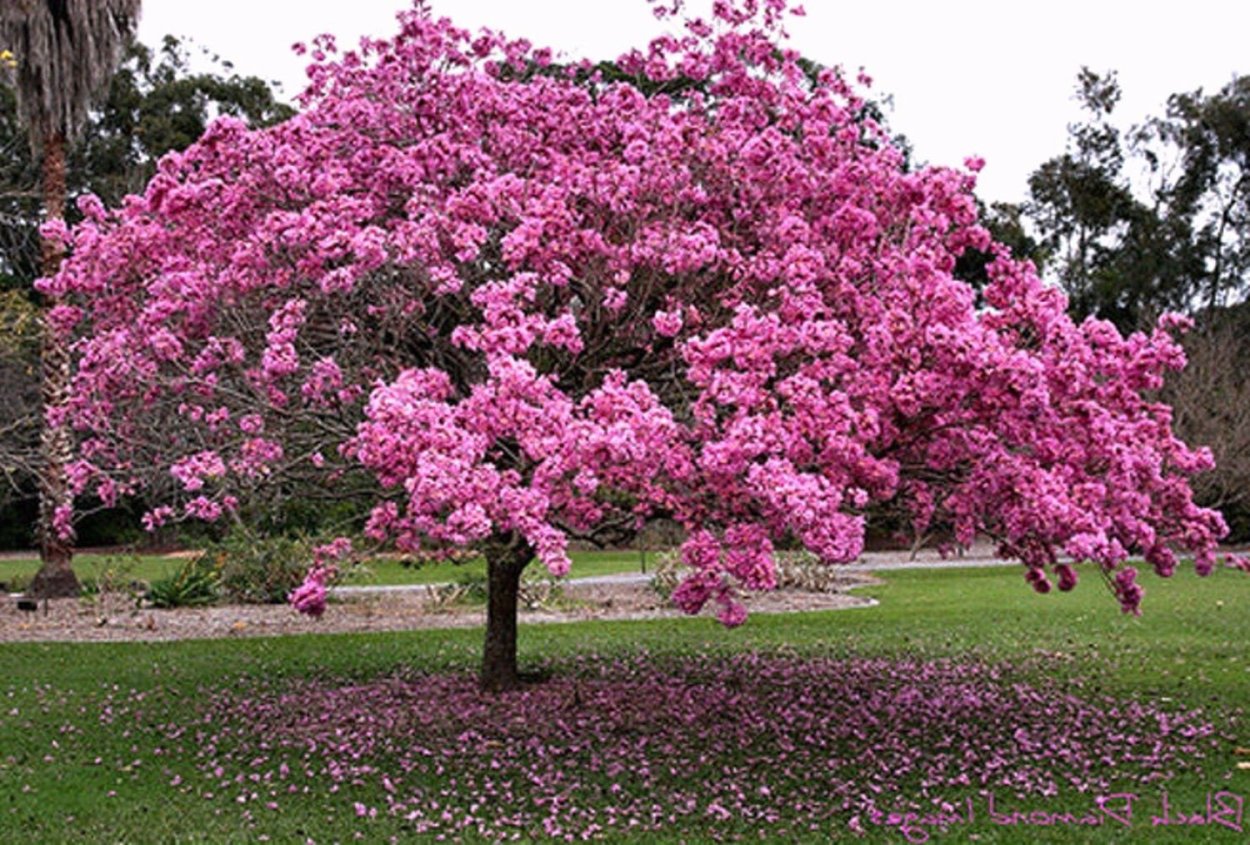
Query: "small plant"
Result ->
[[79, 554, 147, 610], [772, 551, 861, 592], [145, 556, 220, 608], [79, 554, 143, 601], [0, 572, 32, 595], [422, 567, 572, 612], [423, 570, 488, 612], [649, 551, 683, 600], [518, 569, 570, 611]]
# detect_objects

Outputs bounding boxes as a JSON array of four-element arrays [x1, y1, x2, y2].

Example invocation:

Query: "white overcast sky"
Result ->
[[137, 1, 1248, 205]]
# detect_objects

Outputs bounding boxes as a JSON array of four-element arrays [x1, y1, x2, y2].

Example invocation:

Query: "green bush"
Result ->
[[207, 531, 315, 605], [145, 557, 220, 608], [258, 497, 371, 538], [0, 571, 31, 594], [1222, 502, 1250, 546]]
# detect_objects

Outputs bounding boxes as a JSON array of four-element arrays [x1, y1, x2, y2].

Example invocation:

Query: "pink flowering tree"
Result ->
[[43, 0, 1230, 691]]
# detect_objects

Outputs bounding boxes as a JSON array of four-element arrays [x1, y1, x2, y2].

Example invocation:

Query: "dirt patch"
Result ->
[[0, 575, 881, 643]]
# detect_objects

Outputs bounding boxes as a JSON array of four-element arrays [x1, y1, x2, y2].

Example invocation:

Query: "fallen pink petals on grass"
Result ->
[[177, 653, 1219, 839]]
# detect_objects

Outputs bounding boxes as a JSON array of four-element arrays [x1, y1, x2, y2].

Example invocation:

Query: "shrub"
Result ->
[[145, 556, 220, 608], [209, 531, 314, 605], [0, 571, 31, 595]]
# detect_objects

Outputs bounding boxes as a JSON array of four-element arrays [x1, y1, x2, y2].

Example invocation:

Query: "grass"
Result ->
[[351, 548, 658, 586], [0, 547, 655, 591], [0, 563, 1247, 842]]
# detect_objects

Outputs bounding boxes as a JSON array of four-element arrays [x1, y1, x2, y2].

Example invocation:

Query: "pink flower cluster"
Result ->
[[288, 538, 353, 618], [287, 566, 332, 617], [44, 0, 1231, 617]]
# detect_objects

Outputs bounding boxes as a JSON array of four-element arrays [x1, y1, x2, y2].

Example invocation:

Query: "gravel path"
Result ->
[[0, 543, 1017, 642], [0, 573, 883, 644]]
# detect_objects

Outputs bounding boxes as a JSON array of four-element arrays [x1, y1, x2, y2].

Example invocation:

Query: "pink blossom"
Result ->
[[190, 651, 1222, 840], [1113, 566, 1144, 615], [184, 496, 223, 522], [652, 308, 683, 337], [716, 599, 748, 627], [289, 571, 328, 618], [45, 0, 1234, 630], [141, 506, 175, 532], [238, 414, 264, 434], [170, 451, 226, 492], [52, 505, 75, 542]]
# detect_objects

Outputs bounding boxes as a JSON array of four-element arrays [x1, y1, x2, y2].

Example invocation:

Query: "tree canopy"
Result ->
[[1024, 69, 1250, 328], [2, 35, 294, 294], [43, 0, 1232, 689]]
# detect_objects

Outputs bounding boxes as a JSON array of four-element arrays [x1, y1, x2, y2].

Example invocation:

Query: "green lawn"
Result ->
[[0, 548, 655, 590], [0, 563, 1247, 843], [350, 547, 658, 585]]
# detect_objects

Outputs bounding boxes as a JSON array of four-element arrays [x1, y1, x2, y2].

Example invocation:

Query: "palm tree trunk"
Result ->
[[480, 536, 532, 693], [28, 130, 78, 599]]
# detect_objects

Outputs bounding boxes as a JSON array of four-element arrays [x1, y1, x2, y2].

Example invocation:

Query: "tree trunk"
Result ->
[[480, 537, 532, 693], [29, 130, 78, 599]]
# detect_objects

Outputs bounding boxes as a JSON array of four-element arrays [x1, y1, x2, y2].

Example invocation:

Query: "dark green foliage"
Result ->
[[0, 85, 40, 292], [68, 36, 294, 211], [253, 495, 372, 540], [73, 498, 147, 547], [145, 556, 221, 608], [208, 530, 316, 605], [1020, 69, 1250, 541], [1143, 75, 1250, 313], [1023, 68, 1250, 329], [1025, 69, 1186, 327], [954, 199, 1045, 293]]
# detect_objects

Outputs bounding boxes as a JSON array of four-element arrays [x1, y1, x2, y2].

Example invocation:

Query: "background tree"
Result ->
[[0, 0, 142, 597], [1021, 69, 1250, 541], [1139, 75, 1250, 313], [50, 1, 1231, 691], [1024, 68, 1250, 327], [1161, 305, 1250, 541], [0, 290, 40, 546], [0, 35, 294, 551], [1025, 69, 1191, 327]]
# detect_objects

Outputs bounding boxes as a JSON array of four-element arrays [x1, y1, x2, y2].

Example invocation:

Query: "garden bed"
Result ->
[[0, 574, 880, 643]]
